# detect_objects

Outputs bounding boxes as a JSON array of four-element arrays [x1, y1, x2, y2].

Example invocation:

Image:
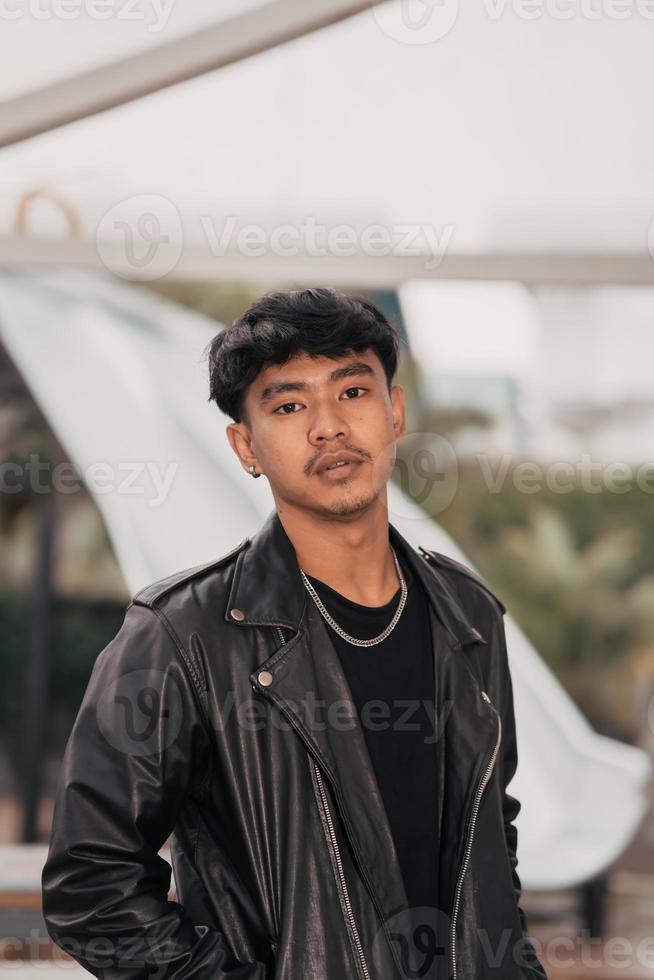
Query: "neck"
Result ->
[[274, 495, 400, 607]]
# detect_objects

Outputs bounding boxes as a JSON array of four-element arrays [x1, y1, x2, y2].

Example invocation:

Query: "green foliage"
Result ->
[[432, 458, 654, 668]]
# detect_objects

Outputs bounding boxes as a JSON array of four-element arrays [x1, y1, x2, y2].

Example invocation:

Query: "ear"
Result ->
[[390, 384, 406, 440], [226, 422, 258, 475]]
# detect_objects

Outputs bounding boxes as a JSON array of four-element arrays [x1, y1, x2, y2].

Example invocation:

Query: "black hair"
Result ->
[[205, 287, 402, 424]]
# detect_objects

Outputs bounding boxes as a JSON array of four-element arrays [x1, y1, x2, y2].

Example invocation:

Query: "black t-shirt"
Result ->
[[304, 550, 438, 915]]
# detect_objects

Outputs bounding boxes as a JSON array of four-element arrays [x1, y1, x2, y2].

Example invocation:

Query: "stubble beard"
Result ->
[[318, 481, 380, 518]]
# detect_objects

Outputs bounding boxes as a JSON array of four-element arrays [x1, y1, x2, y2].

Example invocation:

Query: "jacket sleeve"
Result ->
[[41, 601, 268, 980], [495, 610, 549, 980]]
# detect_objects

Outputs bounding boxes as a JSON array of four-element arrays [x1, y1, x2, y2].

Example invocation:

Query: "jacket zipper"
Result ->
[[273, 627, 372, 980], [313, 761, 372, 980], [450, 689, 503, 980]]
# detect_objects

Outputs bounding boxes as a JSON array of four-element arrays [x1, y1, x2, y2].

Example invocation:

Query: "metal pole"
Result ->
[[20, 488, 55, 844], [0, 0, 384, 148]]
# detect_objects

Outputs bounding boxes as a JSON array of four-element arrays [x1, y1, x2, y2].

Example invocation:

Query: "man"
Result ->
[[42, 288, 548, 980]]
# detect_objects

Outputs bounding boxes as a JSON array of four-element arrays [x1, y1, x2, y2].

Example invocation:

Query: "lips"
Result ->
[[315, 451, 362, 475]]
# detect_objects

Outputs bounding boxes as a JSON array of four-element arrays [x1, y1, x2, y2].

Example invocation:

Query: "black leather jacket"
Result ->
[[42, 508, 548, 980]]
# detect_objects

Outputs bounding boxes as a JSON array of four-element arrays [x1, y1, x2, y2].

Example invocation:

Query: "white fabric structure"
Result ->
[[0, 267, 650, 893]]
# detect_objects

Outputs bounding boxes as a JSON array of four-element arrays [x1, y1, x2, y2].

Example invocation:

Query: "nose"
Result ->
[[307, 397, 349, 447]]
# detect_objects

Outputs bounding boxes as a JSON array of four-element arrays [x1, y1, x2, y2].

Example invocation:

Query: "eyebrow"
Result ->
[[259, 361, 376, 406]]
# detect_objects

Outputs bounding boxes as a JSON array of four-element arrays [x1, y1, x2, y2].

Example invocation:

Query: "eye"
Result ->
[[343, 386, 367, 399], [274, 402, 302, 415]]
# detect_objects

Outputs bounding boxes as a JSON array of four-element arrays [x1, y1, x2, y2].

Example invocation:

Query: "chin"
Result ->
[[320, 488, 378, 518]]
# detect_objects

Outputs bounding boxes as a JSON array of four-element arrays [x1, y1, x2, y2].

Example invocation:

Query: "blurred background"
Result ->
[[1, 2, 654, 977]]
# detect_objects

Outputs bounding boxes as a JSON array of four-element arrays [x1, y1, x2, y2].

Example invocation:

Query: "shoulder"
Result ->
[[418, 546, 506, 617], [130, 536, 250, 610], [83, 539, 251, 703]]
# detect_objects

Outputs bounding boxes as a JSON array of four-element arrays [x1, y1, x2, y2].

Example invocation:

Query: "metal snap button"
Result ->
[[258, 670, 273, 687], [230, 608, 246, 621]]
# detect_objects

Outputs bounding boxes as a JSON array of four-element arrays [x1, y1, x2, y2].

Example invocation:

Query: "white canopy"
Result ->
[[1, 2, 653, 281]]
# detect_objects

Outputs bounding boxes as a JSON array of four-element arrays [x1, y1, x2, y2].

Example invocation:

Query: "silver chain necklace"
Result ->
[[300, 546, 408, 647]]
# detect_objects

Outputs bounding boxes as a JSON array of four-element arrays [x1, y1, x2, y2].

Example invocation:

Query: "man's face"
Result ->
[[227, 348, 405, 518]]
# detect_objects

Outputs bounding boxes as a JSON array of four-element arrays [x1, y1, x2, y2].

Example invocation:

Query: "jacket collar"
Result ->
[[225, 507, 487, 649]]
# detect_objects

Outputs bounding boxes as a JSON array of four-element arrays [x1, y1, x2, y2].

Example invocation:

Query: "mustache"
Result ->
[[305, 447, 372, 477]]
